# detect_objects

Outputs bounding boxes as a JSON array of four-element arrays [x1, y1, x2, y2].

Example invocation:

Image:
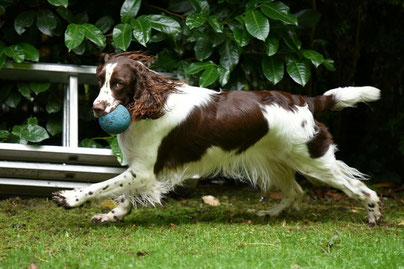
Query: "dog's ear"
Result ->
[[98, 53, 111, 65], [126, 61, 177, 121]]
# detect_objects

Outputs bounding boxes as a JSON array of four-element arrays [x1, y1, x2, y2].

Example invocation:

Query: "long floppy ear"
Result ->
[[112, 51, 155, 67], [126, 61, 180, 121]]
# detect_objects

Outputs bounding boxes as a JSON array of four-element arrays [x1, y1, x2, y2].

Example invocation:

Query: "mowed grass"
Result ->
[[0, 184, 403, 269]]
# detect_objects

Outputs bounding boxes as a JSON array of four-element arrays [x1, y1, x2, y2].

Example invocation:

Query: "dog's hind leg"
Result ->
[[295, 145, 382, 226], [91, 195, 132, 224], [257, 166, 304, 217]]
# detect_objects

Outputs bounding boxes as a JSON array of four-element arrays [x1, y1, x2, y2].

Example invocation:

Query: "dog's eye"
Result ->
[[115, 82, 124, 88], [97, 79, 103, 87]]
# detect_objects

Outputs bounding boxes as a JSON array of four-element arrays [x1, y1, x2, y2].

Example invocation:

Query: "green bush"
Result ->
[[0, 0, 329, 145]]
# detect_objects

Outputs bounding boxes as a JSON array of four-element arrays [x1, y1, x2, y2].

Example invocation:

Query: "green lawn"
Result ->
[[1, 184, 403, 269]]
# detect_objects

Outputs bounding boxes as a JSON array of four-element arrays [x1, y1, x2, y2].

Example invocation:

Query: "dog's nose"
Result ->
[[93, 101, 106, 117]]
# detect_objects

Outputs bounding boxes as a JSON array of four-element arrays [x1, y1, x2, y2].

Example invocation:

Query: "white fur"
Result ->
[[56, 81, 382, 225], [324, 86, 380, 110], [93, 63, 120, 113]]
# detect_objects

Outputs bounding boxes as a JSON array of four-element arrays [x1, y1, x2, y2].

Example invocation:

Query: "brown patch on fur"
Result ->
[[306, 95, 337, 114], [307, 121, 333, 158], [154, 91, 270, 175], [96, 52, 182, 121], [257, 91, 336, 114]]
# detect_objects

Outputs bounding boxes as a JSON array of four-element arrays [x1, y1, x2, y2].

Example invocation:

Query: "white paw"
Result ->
[[53, 189, 88, 208], [367, 201, 383, 227], [91, 213, 121, 225]]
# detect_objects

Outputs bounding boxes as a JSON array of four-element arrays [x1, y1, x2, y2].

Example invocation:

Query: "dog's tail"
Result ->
[[308, 86, 381, 113]]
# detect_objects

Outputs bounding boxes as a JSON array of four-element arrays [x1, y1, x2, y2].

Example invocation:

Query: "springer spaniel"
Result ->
[[53, 51, 383, 226]]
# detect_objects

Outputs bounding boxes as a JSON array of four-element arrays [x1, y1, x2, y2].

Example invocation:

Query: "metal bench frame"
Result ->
[[0, 62, 125, 196]]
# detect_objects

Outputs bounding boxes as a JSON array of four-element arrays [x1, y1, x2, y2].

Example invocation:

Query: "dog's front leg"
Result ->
[[53, 168, 139, 209]]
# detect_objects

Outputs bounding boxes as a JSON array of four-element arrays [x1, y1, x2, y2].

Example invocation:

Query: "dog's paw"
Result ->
[[367, 201, 384, 227], [52, 190, 86, 209], [91, 213, 121, 225], [53, 191, 71, 209]]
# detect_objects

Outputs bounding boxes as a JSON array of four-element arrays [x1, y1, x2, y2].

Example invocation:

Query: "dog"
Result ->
[[53, 51, 383, 226]]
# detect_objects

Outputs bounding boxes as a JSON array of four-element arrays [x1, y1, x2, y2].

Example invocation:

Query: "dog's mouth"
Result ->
[[93, 102, 121, 118]]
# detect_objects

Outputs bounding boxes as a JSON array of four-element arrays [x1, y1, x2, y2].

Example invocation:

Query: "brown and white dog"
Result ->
[[53, 51, 383, 226]]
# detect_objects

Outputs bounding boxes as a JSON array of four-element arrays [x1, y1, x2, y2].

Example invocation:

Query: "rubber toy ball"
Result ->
[[98, 104, 130, 134]]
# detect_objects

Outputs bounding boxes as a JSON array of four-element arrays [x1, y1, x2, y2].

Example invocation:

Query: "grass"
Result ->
[[0, 183, 403, 269]]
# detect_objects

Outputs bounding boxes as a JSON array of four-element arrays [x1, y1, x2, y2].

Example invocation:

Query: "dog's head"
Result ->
[[93, 51, 178, 121]]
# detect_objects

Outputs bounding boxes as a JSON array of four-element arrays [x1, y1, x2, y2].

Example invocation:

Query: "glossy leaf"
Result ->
[[217, 66, 230, 86], [302, 49, 324, 68], [186, 12, 207, 30], [20, 124, 49, 143], [48, 0, 68, 8], [286, 57, 311, 86], [27, 117, 38, 125], [323, 58, 336, 71], [30, 82, 51, 95], [113, 23, 133, 51], [148, 14, 181, 35], [281, 30, 301, 50], [46, 100, 61, 113], [189, 0, 210, 14], [96, 16, 114, 33], [65, 24, 85, 51], [219, 40, 239, 70], [231, 22, 251, 47], [5, 91, 21, 108], [82, 24, 106, 48], [199, 66, 219, 87], [186, 61, 215, 75], [4, 45, 25, 63], [265, 36, 279, 56], [208, 16, 223, 33], [194, 38, 212, 61], [19, 43, 39, 62], [209, 32, 226, 47], [132, 16, 151, 47], [36, 9, 57, 36], [18, 83, 33, 102], [261, 2, 298, 25], [262, 56, 284, 85], [14, 10, 35, 35], [46, 117, 62, 136], [244, 10, 269, 41], [72, 41, 86, 55], [120, 0, 141, 23]]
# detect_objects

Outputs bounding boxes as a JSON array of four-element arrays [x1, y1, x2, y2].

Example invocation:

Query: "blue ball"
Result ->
[[98, 105, 130, 134]]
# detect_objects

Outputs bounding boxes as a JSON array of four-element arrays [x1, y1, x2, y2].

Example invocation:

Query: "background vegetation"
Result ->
[[0, 0, 403, 183]]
